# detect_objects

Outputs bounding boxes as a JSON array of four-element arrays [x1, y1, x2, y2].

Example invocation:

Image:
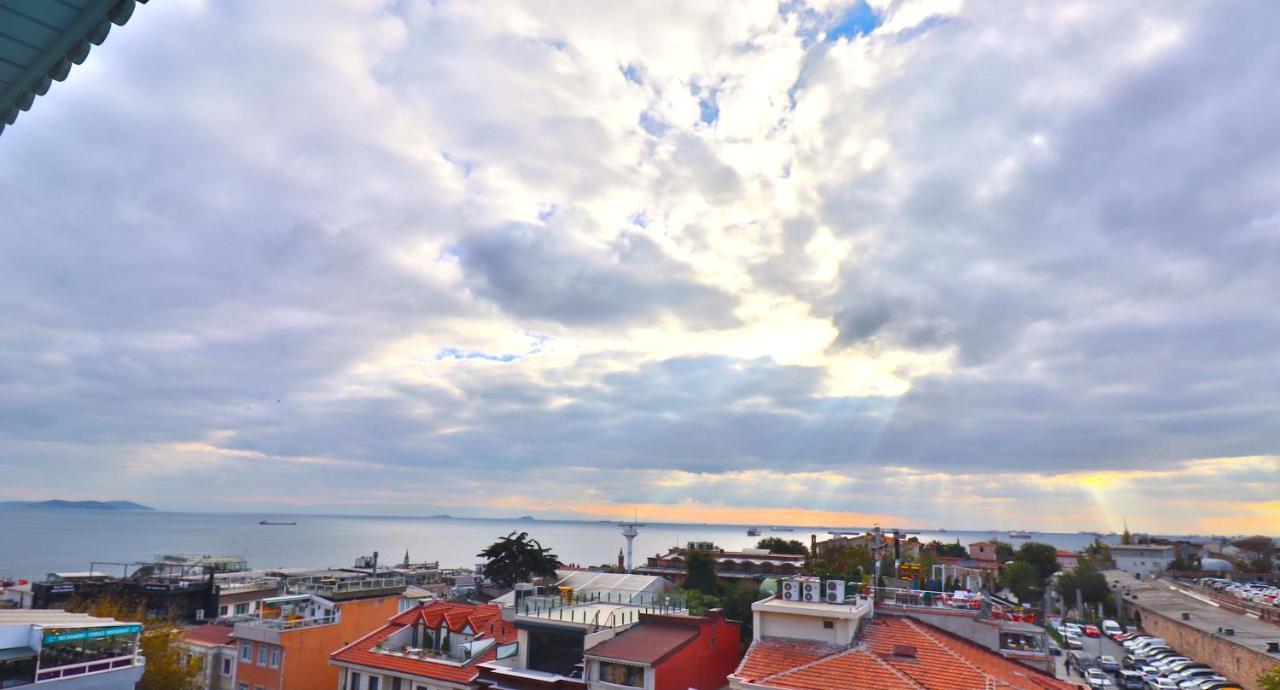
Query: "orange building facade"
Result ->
[[231, 590, 402, 690]]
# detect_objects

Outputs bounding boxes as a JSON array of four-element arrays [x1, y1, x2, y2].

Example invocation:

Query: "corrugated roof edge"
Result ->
[[0, 0, 149, 137]]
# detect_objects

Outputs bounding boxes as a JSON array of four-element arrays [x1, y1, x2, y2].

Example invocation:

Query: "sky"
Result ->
[[1, 0, 1278, 535]]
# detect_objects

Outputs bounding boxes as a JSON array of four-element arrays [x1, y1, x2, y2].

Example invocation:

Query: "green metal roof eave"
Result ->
[[0, 0, 149, 137], [0, 645, 37, 662]]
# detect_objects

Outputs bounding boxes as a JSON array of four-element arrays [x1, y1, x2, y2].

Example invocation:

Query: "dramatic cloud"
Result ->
[[1, 0, 1278, 533]]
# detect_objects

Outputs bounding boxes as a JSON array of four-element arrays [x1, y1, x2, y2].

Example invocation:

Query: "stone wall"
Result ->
[[1125, 602, 1278, 690]]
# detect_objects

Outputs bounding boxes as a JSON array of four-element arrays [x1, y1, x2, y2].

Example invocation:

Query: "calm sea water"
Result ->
[[0, 509, 1109, 581]]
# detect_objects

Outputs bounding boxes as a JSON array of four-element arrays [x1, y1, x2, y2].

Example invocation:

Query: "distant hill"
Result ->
[[0, 500, 155, 511]]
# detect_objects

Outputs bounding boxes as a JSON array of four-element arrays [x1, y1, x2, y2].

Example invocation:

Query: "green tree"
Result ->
[[1055, 559, 1110, 611], [684, 548, 719, 595], [477, 531, 561, 588], [681, 588, 722, 615], [805, 545, 873, 579], [1015, 542, 1061, 581], [995, 542, 1015, 563], [65, 594, 201, 690], [926, 540, 969, 558], [1257, 664, 1280, 690], [756, 537, 809, 555], [1001, 561, 1042, 603]]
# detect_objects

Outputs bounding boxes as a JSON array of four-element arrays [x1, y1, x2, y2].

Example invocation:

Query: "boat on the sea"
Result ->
[[747, 527, 761, 537], [771, 526, 795, 532], [1008, 530, 1032, 539], [259, 520, 297, 526]]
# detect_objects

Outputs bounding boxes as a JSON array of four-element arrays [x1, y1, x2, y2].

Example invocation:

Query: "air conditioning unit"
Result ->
[[825, 579, 845, 603], [803, 578, 822, 603], [781, 578, 801, 601], [195, 609, 205, 621]]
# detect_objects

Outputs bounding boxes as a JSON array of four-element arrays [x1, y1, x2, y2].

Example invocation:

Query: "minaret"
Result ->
[[619, 514, 645, 573]]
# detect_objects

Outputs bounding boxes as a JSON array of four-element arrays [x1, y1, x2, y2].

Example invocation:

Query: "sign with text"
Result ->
[[42, 624, 142, 644]]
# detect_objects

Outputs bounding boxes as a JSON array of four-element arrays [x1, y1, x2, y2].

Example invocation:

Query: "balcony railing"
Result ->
[[286, 575, 405, 597], [230, 613, 337, 630]]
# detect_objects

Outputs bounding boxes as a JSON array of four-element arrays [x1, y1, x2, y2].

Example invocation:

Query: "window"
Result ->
[[235, 602, 250, 615], [270, 646, 281, 667], [222, 657, 232, 675], [220, 605, 229, 616], [240, 643, 252, 662], [238, 684, 248, 690], [257, 644, 268, 666], [391, 679, 402, 690], [598, 662, 645, 687], [369, 677, 380, 690], [349, 671, 361, 690], [822, 620, 834, 629]]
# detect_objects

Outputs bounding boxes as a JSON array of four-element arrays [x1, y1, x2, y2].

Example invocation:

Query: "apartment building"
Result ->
[[0, 610, 146, 689]]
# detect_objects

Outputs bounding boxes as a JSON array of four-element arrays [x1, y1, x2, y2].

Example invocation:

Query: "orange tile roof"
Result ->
[[331, 601, 517, 684], [733, 616, 1074, 690]]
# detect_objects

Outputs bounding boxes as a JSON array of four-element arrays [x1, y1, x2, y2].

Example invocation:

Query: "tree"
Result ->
[[477, 531, 561, 588], [926, 540, 968, 558], [684, 548, 719, 595], [805, 545, 873, 580], [1001, 561, 1041, 603], [756, 537, 809, 555], [1234, 535, 1276, 573], [1015, 542, 1060, 581], [1257, 664, 1280, 690], [65, 594, 202, 690], [995, 542, 1015, 564], [1055, 559, 1110, 612]]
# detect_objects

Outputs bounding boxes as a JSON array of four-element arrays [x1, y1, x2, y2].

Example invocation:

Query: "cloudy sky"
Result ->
[[2, 0, 1278, 534]]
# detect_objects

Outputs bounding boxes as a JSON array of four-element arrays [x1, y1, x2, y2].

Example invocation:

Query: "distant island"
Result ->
[[0, 500, 155, 511]]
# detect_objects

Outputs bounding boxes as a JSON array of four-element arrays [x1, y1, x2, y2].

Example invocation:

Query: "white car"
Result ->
[[1086, 669, 1114, 688], [1064, 633, 1084, 650], [1102, 619, 1123, 636], [1147, 679, 1178, 690]]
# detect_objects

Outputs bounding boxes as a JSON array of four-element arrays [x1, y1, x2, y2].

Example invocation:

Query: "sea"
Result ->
[[0, 509, 1115, 581]]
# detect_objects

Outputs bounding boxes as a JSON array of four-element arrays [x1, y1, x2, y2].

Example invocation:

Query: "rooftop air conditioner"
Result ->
[[825, 579, 846, 603], [781, 578, 801, 601], [803, 578, 822, 603]]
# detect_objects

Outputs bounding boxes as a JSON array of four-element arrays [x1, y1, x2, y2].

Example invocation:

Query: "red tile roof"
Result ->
[[733, 616, 1074, 690], [584, 623, 697, 665], [183, 623, 235, 647], [331, 601, 517, 685]]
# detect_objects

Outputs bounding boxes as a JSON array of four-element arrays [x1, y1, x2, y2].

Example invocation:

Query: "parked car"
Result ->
[[1065, 633, 1084, 650], [1116, 670, 1146, 689], [1086, 668, 1115, 688], [1147, 679, 1178, 690], [1098, 655, 1121, 672], [1102, 619, 1124, 638], [1180, 679, 1227, 690], [1084, 624, 1102, 638]]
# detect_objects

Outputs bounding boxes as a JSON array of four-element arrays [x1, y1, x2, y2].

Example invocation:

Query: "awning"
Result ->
[[0, 646, 36, 662], [0, 0, 150, 137]]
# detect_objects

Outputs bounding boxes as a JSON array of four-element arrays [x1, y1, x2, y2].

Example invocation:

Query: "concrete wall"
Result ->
[[1127, 605, 1278, 690], [754, 610, 851, 645]]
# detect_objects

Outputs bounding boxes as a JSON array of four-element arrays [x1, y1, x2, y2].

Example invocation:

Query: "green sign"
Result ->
[[42, 625, 142, 644]]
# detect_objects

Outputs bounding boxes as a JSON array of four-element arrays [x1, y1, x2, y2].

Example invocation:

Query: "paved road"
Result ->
[[1059, 632, 1127, 684]]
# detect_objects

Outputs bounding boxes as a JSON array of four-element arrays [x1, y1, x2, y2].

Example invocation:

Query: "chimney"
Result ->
[[811, 534, 818, 557], [891, 644, 917, 659], [706, 607, 724, 621]]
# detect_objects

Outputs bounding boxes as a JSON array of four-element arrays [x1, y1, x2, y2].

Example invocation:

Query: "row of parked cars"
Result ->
[[1102, 630, 1241, 689], [1199, 577, 1280, 606]]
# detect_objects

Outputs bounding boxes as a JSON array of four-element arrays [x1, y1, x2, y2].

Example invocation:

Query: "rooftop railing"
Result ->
[[286, 575, 405, 597], [229, 613, 337, 631]]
